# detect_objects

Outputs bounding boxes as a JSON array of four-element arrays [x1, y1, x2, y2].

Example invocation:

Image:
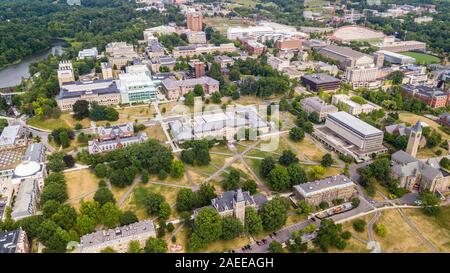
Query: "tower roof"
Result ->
[[235, 189, 244, 202], [411, 121, 422, 132]]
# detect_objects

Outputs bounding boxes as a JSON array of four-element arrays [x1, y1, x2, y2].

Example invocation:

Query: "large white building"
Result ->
[[332, 94, 382, 116], [227, 21, 304, 42], [78, 47, 98, 59], [300, 96, 338, 122], [313, 111, 387, 161], [117, 65, 158, 104], [169, 106, 272, 142], [377, 50, 416, 65]]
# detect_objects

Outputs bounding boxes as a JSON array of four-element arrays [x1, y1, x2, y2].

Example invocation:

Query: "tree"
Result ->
[[144, 192, 165, 216], [287, 164, 307, 186], [127, 241, 143, 253], [120, 211, 138, 226], [352, 219, 366, 233], [51, 128, 74, 148], [62, 155, 75, 169], [72, 100, 90, 120], [440, 157, 450, 170], [260, 157, 276, 178], [100, 247, 117, 253], [321, 153, 334, 167], [244, 207, 263, 235], [197, 183, 217, 207], [259, 197, 289, 231], [100, 202, 121, 228], [40, 173, 68, 205], [221, 217, 244, 240], [351, 197, 360, 208], [94, 187, 116, 206], [268, 241, 283, 253], [170, 160, 184, 178], [308, 165, 325, 180], [184, 92, 195, 106], [211, 91, 222, 104], [192, 207, 222, 244], [79, 201, 101, 223], [76, 215, 96, 236], [47, 152, 67, 172], [51, 204, 77, 230], [222, 169, 241, 191], [297, 200, 312, 215], [289, 127, 304, 142], [158, 169, 168, 180], [176, 188, 198, 212], [242, 180, 257, 194], [388, 71, 405, 85], [313, 219, 346, 252], [158, 202, 171, 220], [232, 90, 240, 100], [418, 191, 441, 216], [267, 166, 291, 192], [42, 200, 61, 219], [229, 69, 241, 81], [308, 112, 320, 124], [193, 84, 204, 97], [278, 150, 299, 166], [374, 223, 387, 237], [142, 170, 149, 184], [94, 163, 107, 178]]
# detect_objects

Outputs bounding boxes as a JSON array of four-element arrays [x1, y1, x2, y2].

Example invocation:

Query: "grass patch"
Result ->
[[400, 52, 441, 65], [65, 169, 99, 210]]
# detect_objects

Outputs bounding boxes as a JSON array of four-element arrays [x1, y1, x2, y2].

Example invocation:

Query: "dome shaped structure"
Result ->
[[14, 161, 41, 177]]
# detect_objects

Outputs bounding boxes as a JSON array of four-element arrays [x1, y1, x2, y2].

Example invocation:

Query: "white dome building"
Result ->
[[13, 161, 42, 178]]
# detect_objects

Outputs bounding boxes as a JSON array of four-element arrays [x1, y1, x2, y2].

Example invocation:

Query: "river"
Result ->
[[0, 43, 64, 89]]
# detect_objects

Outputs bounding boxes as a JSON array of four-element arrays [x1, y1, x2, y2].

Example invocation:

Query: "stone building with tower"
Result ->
[[391, 150, 450, 193], [57, 61, 75, 86], [405, 121, 422, 158], [194, 189, 267, 223]]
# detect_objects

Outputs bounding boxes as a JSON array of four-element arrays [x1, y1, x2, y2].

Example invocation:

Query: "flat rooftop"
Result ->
[[328, 111, 382, 137], [294, 174, 355, 197], [302, 73, 340, 84]]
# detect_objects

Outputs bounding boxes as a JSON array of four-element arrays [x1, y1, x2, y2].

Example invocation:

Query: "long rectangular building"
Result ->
[[318, 45, 374, 69], [79, 220, 156, 253], [172, 43, 236, 58], [293, 175, 357, 206], [56, 79, 121, 111], [313, 111, 387, 161]]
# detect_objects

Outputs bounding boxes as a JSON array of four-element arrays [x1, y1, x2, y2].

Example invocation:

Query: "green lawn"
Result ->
[[400, 52, 441, 65]]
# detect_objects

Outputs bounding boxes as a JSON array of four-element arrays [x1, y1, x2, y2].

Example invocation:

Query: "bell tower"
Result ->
[[406, 121, 422, 158]]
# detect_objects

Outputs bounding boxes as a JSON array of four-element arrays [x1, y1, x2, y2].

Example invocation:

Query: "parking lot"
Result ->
[[0, 147, 25, 170]]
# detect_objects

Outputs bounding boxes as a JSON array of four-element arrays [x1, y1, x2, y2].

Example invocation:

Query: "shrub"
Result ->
[[352, 219, 366, 233]]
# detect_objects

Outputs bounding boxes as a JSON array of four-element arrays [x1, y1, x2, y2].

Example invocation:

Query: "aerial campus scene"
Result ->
[[0, 0, 449, 260]]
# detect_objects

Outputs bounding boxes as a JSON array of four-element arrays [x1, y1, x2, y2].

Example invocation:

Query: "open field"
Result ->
[[65, 169, 99, 210], [201, 235, 252, 253], [203, 16, 254, 35], [404, 207, 450, 252], [229, 0, 260, 8], [283, 136, 326, 162], [400, 52, 441, 65], [145, 125, 167, 143], [374, 209, 432, 252], [28, 112, 90, 131]]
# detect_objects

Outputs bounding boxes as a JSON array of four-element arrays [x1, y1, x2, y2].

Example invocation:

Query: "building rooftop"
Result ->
[[0, 230, 21, 253], [403, 84, 448, 98], [0, 125, 20, 146], [294, 174, 355, 197], [392, 150, 443, 181], [328, 111, 383, 137], [211, 189, 267, 212], [57, 80, 120, 99], [23, 143, 45, 163], [162, 76, 219, 90], [320, 44, 368, 60], [301, 96, 338, 112], [80, 220, 155, 249], [302, 73, 340, 84]]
